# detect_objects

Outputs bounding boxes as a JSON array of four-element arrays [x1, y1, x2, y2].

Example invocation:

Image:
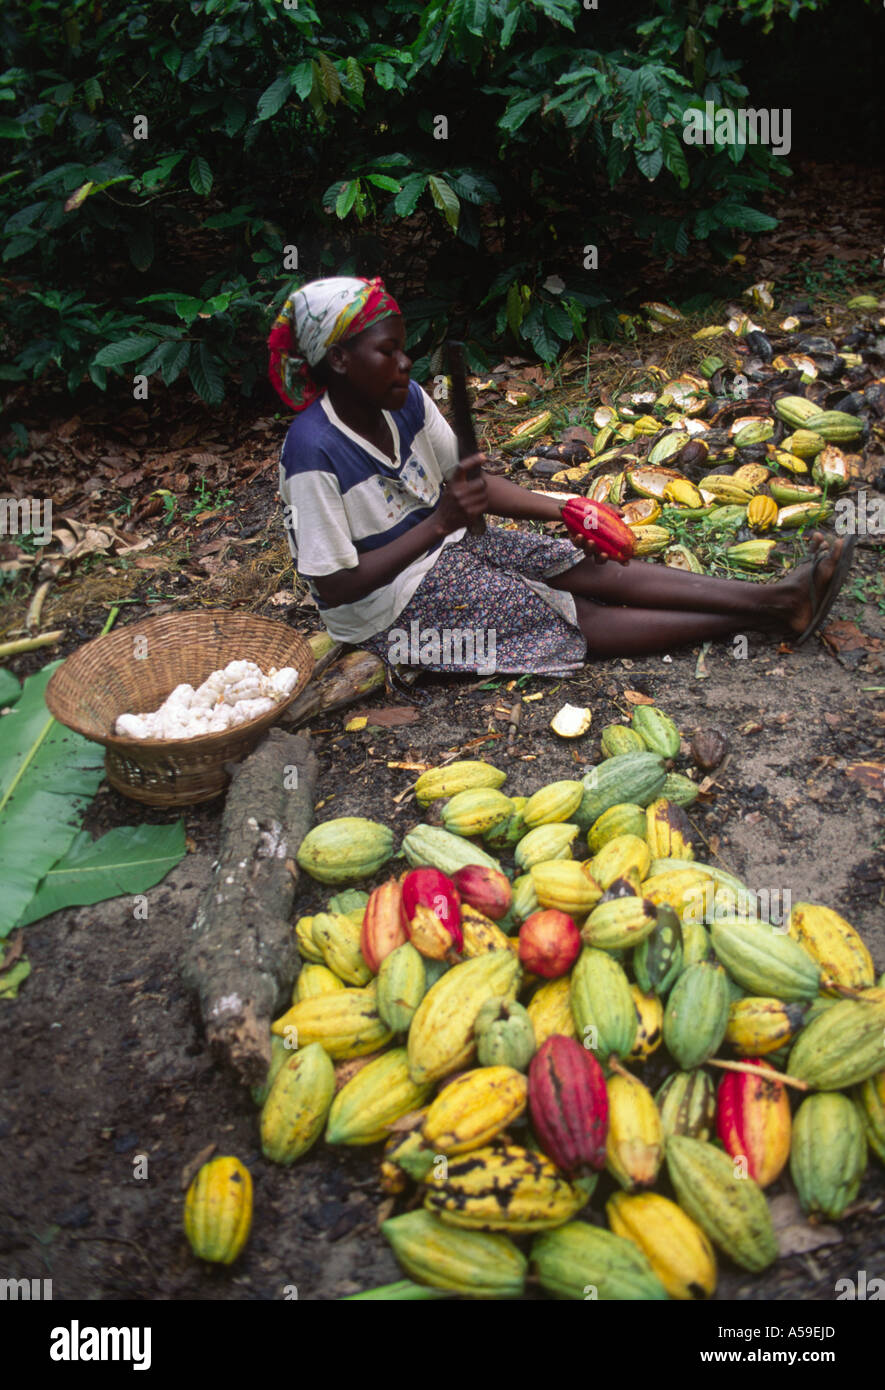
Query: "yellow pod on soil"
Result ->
[[184, 1156, 253, 1265]]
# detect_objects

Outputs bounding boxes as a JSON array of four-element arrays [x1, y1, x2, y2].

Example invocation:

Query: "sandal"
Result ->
[[794, 533, 857, 647]]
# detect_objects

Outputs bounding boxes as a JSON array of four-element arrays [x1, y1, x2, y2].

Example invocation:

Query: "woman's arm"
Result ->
[[482, 472, 567, 524], [482, 469, 620, 565], [311, 461, 488, 607]]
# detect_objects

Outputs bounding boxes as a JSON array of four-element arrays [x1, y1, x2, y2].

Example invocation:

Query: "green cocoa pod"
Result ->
[[790, 1092, 867, 1220]]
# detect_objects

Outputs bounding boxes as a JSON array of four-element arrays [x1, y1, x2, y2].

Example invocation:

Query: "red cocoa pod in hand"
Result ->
[[528, 1034, 610, 1174], [561, 497, 636, 561], [518, 909, 581, 979]]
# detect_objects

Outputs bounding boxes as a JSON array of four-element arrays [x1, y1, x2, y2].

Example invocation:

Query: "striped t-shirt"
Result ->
[[278, 380, 466, 642]]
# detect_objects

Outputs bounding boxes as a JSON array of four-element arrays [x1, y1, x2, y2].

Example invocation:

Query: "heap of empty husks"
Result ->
[[114, 660, 299, 740]]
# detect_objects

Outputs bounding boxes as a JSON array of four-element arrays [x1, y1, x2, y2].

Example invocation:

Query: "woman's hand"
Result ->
[[568, 530, 611, 565], [564, 516, 631, 567], [434, 457, 488, 534]]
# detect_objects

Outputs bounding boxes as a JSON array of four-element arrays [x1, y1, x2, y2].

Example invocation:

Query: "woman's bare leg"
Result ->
[[571, 597, 777, 659], [548, 532, 843, 639]]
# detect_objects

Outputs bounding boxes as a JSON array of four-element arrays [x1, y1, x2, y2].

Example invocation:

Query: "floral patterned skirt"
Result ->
[[360, 525, 588, 676]]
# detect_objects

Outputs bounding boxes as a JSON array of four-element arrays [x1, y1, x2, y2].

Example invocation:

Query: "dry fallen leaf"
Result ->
[[348, 706, 421, 728], [624, 689, 655, 705], [770, 1193, 842, 1258], [822, 619, 883, 654]]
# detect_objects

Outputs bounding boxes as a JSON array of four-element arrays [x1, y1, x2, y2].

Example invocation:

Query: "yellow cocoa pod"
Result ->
[[325, 1047, 432, 1145], [407, 951, 522, 1086], [442, 788, 514, 837], [415, 761, 507, 807], [605, 1071, 664, 1191], [606, 1191, 716, 1300], [725, 996, 807, 1056], [641, 868, 710, 922], [184, 1156, 253, 1265], [459, 904, 519, 959], [293, 963, 347, 1003], [521, 780, 584, 828], [527, 977, 577, 1046], [747, 494, 778, 532], [271, 981, 393, 1060], [294, 914, 323, 963], [423, 1143, 590, 1233], [587, 833, 650, 890], [514, 822, 579, 870], [422, 1066, 528, 1154], [627, 985, 663, 1062], [787, 902, 875, 996], [260, 1041, 336, 1165], [311, 911, 373, 986], [530, 860, 602, 917]]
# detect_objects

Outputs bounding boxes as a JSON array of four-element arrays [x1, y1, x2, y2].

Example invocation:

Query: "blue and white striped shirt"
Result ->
[[278, 380, 465, 642]]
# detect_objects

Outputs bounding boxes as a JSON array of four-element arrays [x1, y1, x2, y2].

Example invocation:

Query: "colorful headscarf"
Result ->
[[268, 275, 402, 412]]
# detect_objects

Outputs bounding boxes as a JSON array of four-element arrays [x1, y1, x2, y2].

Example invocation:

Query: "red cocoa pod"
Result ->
[[452, 865, 513, 921], [561, 497, 636, 561], [528, 1034, 610, 1174], [715, 1056, 792, 1188], [360, 878, 408, 974], [401, 868, 463, 954], [518, 909, 581, 979]]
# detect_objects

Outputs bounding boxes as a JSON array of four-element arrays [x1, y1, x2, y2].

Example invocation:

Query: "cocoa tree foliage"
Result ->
[[0, 0, 844, 400]]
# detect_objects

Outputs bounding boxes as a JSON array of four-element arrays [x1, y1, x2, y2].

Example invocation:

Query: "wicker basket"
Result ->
[[45, 610, 315, 807]]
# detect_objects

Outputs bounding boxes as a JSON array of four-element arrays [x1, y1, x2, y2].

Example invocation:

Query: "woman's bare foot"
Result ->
[[775, 532, 847, 638]]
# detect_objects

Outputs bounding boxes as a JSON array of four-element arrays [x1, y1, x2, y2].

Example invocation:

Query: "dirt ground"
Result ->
[[2, 177, 885, 1298], [2, 558, 884, 1302]]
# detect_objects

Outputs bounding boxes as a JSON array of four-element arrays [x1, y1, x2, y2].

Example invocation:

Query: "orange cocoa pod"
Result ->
[[715, 1057, 791, 1188], [360, 878, 408, 974]]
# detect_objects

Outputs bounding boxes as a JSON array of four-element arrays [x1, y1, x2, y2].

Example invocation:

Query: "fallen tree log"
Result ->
[[183, 727, 319, 1088]]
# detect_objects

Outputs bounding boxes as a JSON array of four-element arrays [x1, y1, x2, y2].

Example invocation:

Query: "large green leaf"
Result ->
[[0, 670, 22, 706], [0, 663, 105, 938], [16, 822, 187, 926]]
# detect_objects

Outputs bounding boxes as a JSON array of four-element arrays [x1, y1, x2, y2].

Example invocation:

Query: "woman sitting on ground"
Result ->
[[269, 275, 854, 677]]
